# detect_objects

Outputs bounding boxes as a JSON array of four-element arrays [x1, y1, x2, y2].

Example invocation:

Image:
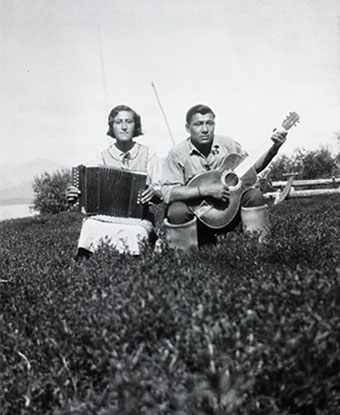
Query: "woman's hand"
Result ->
[[141, 185, 156, 205], [66, 185, 81, 204]]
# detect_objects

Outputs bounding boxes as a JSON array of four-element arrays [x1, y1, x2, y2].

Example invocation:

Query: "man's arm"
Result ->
[[167, 185, 201, 203], [162, 148, 231, 204], [162, 143, 233, 204], [254, 130, 287, 174], [168, 183, 230, 203]]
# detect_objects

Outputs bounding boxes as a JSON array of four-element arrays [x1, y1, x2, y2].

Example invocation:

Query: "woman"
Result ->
[[67, 105, 162, 259]]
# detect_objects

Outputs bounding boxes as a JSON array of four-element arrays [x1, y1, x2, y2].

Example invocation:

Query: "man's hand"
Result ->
[[271, 129, 287, 149], [141, 185, 156, 205], [66, 185, 81, 204], [199, 183, 230, 202]]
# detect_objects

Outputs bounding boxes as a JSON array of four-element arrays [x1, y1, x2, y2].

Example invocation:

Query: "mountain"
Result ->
[[0, 182, 35, 204], [0, 158, 66, 190], [0, 158, 68, 204]]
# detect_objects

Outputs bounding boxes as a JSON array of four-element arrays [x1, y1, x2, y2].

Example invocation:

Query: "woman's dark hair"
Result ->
[[107, 105, 143, 138], [186, 104, 216, 125]]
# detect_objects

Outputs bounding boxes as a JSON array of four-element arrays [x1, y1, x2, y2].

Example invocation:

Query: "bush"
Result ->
[[31, 169, 71, 214], [296, 147, 337, 179], [1, 196, 340, 415], [264, 146, 339, 181]]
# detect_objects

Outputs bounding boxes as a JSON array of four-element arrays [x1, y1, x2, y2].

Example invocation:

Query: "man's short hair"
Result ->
[[107, 105, 143, 138], [186, 104, 216, 125]]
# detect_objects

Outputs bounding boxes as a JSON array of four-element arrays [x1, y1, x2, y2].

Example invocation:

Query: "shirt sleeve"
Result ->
[[161, 149, 186, 204], [146, 148, 162, 195]]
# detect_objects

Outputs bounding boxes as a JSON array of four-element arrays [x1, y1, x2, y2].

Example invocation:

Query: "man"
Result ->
[[161, 104, 287, 250]]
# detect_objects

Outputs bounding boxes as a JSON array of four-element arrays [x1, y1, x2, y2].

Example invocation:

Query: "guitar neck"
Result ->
[[234, 140, 273, 178], [234, 123, 293, 178]]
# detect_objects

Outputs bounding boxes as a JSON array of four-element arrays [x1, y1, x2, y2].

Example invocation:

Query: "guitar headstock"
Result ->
[[281, 111, 300, 131]]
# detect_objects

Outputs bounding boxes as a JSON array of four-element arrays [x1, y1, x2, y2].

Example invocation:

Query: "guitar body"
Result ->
[[187, 153, 258, 229]]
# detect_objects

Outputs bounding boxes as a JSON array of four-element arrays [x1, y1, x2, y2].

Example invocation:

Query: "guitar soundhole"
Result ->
[[223, 172, 239, 188]]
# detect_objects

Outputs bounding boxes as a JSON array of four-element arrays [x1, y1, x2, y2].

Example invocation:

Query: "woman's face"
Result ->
[[111, 110, 135, 142]]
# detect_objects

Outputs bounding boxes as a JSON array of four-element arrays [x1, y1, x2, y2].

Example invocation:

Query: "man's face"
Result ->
[[186, 113, 215, 149], [112, 110, 135, 142]]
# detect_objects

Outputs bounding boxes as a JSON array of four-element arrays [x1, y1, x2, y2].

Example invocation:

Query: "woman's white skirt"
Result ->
[[77, 215, 153, 255]]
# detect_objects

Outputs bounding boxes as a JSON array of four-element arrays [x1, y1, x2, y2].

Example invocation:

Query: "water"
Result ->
[[0, 204, 38, 221]]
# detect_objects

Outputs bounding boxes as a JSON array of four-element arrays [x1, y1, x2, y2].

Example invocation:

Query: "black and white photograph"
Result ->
[[1, 1, 339, 414]]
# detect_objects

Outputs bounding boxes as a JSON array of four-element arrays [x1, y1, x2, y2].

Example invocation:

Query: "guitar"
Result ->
[[187, 112, 300, 229]]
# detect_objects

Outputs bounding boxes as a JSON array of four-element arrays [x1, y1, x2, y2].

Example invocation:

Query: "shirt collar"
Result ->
[[188, 138, 201, 155], [108, 141, 140, 160], [188, 137, 217, 157]]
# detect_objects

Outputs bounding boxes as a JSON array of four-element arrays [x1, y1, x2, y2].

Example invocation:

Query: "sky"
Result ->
[[1, 0, 339, 168]]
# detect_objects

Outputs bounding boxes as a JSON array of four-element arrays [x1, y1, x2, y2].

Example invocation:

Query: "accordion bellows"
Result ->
[[72, 165, 147, 218]]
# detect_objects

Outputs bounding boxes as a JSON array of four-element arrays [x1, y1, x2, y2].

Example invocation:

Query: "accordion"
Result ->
[[72, 165, 147, 218]]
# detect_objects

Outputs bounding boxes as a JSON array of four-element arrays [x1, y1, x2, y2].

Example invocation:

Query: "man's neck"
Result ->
[[190, 140, 212, 158]]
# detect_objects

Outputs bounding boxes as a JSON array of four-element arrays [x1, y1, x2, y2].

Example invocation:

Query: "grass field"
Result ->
[[1, 196, 340, 415]]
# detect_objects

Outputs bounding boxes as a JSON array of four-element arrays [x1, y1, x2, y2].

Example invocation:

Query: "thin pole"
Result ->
[[95, 7, 110, 112], [151, 82, 176, 146]]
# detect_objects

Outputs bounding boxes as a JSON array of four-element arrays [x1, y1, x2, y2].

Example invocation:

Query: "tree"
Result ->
[[262, 154, 298, 182], [31, 169, 71, 214], [294, 146, 336, 179]]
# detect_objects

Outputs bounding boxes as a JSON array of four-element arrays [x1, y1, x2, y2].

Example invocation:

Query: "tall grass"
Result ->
[[1, 196, 339, 414]]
